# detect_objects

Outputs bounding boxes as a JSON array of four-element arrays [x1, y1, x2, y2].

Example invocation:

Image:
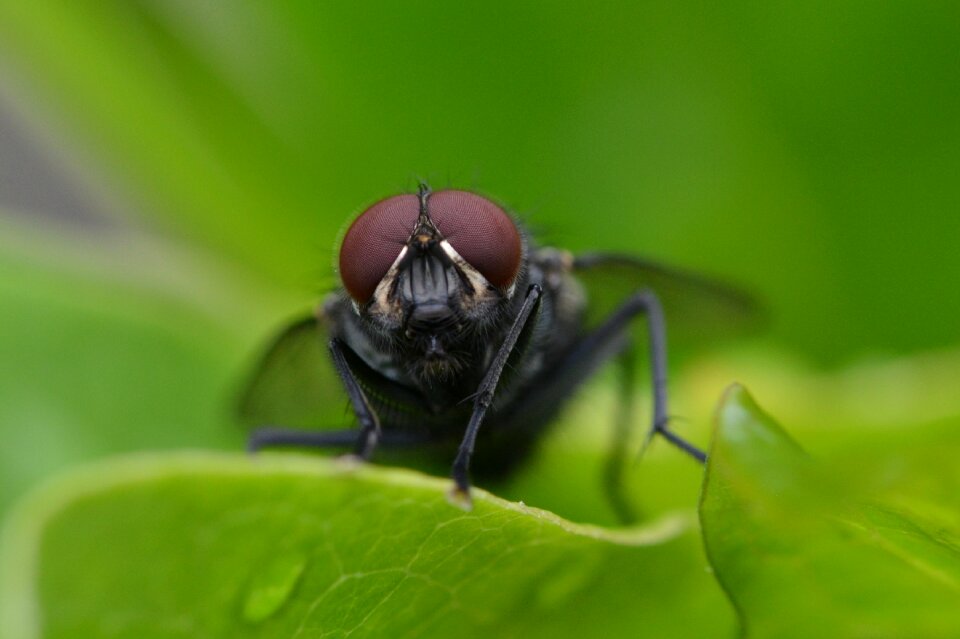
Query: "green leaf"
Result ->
[[0, 217, 270, 515], [1, 453, 735, 639], [701, 385, 960, 638], [4, 2, 959, 362]]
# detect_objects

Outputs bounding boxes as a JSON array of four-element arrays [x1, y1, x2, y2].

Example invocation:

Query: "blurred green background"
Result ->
[[0, 0, 958, 526]]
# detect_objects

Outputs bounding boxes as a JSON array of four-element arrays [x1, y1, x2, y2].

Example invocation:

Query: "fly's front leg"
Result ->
[[328, 338, 382, 460], [448, 284, 543, 509]]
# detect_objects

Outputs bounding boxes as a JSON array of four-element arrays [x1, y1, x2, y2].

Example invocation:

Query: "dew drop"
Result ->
[[534, 552, 603, 609], [242, 550, 308, 623]]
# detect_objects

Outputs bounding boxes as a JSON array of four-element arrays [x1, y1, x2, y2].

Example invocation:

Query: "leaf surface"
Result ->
[[1, 453, 735, 639], [701, 385, 960, 638]]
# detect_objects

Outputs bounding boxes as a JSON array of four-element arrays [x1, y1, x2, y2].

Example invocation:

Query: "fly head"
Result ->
[[338, 185, 525, 381]]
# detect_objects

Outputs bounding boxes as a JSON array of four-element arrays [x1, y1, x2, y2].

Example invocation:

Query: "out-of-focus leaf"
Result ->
[[0, 453, 735, 639], [0, 218, 268, 515], [2, 2, 958, 361], [700, 385, 960, 638]]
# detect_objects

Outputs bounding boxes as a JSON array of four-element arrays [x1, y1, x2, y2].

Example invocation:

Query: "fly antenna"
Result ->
[[417, 182, 432, 216], [416, 182, 437, 232]]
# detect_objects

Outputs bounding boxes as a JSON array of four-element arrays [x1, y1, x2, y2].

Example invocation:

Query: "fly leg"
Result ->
[[248, 428, 361, 452], [604, 290, 709, 522], [514, 288, 705, 463], [490, 288, 703, 520], [328, 338, 383, 460], [614, 290, 706, 462], [246, 338, 385, 460], [449, 283, 543, 509], [602, 346, 641, 524], [248, 428, 428, 452]]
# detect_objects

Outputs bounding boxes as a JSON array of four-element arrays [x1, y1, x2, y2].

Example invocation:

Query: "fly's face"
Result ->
[[338, 188, 524, 378]]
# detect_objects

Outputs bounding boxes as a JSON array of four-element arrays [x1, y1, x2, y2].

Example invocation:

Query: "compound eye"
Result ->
[[339, 194, 420, 303], [428, 190, 522, 290]]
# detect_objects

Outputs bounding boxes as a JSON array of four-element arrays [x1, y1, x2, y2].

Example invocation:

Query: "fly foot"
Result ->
[[335, 453, 365, 470], [446, 483, 474, 511]]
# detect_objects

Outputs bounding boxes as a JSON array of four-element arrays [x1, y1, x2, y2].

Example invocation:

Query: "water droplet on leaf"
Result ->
[[242, 550, 308, 623], [534, 551, 603, 608]]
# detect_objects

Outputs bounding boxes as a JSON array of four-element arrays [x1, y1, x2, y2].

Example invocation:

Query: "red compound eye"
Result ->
[[338, 190, 522, 303], [339, 194, 420, 303], [428, 190, 522, 290]]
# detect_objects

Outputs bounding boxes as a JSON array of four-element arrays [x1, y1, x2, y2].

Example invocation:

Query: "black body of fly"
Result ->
[[241, 184, 752, 512]]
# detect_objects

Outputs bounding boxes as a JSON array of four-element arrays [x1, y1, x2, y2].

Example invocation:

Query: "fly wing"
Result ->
[[572, 252, 762, 343], [237, 314, 346, 430]]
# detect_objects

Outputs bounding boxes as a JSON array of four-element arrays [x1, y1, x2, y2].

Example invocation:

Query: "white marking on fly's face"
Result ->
[[363, 239, 513, 329], [438, 240, 510, 301], [361, 245, 408, 323]]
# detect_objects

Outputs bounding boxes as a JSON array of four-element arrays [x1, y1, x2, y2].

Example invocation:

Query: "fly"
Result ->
[[240, 184, 755, 513]]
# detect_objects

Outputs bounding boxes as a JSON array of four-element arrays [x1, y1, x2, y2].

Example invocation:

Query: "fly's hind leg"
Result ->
[[602, 346, 641, 524]]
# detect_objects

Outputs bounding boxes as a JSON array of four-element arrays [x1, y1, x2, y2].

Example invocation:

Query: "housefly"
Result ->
[[240, 184, 754, 511]]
